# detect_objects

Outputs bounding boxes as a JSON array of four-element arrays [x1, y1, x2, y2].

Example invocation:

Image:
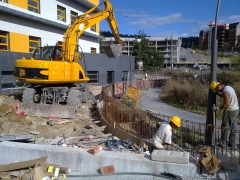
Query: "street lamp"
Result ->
[[129, 38, 141, 86], [205, 0, 221, 147]]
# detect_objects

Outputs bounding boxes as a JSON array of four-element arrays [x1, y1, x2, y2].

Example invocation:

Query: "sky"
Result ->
[[100, 0, 240, 38]]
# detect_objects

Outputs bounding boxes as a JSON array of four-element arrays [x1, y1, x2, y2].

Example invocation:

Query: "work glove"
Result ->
[[212, 107, 219, 111]]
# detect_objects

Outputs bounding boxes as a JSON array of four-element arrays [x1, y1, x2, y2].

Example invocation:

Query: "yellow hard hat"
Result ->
[[210, 81, 220, 91], [170, 116, 181, 128]]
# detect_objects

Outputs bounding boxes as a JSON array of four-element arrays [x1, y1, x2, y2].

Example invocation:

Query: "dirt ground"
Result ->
[[0, 85, 106, 148]]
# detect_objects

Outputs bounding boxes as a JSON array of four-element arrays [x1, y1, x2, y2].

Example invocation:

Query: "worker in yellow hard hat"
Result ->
[[209, 81, 220, 91], [210, 81, 239, 148], [152, 116, 181, 150]]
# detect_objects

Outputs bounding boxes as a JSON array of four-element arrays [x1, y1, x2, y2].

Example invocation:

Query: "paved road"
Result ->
[[138, 88, 240, 130]]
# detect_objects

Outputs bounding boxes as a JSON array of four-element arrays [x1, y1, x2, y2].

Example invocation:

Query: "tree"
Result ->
[[223, 42, 230, 52], [99, 31, 106, 53], [231, 55, 240, 69], [236, 35, 240, 48], [131, 31, 164, 71]]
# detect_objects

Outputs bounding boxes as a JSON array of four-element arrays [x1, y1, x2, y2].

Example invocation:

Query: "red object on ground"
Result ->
[[14, 102, 25, 115], [89, 145, 102, 155], [100, 165, 115, 174]]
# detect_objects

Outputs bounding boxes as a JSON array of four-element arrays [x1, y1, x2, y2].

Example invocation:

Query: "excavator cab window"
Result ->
[[41, 47, 53, 60], [32, 46, 62, 61], [52, 46, 62, 61]]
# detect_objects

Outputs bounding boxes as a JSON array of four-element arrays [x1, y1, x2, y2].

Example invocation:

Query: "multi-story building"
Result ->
[[199, 22, 240, 52], [199, 30, 208, 51], [0, 0, 101, 53], [103, 36, 182, 65], [0, 0, 134, 94]]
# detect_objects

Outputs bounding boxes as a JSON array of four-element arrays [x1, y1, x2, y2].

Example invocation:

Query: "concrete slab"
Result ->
[[151, 150, 189, 164], [218, 156, 239, 171], [0, 141, 239, 180]]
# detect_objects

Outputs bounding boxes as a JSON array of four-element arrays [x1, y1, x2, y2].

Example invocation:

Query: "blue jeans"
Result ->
[[221, 109, 239, 147]]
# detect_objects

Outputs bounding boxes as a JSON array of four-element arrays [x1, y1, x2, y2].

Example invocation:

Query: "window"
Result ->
[[91, 47, 96, 53], [107, 71, 114, 84], [90, 24, 96, 32], [57, 5, 66, 22], [29, 36, 40, 53], [0, 30, 9, 51], [122, 71, 128, 81], [87, 71, 98, 83], [0, 0, 8, 3], [70, 11, 78, 24], [28, 0, 40, 13]]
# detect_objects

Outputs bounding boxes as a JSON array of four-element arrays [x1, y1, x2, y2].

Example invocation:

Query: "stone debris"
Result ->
[[0, 85, 150, 153], [0, 85, 106, 147]]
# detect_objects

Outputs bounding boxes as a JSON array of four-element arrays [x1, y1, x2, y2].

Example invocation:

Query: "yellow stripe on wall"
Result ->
[[10, 32, 29, 53], [88, 0, 99, 33], [88, 0, 99, 5], [8, 0, 28, 10]]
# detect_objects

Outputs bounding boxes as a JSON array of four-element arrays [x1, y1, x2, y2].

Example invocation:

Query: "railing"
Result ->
[[101, 80, 240, 161]]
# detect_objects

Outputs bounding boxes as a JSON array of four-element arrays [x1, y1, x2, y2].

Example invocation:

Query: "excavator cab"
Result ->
[[33, 46, 62, 61]]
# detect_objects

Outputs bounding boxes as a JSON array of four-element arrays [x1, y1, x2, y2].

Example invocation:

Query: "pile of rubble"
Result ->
[[0, 86, 107, 146], [0, 85, 149, 153]]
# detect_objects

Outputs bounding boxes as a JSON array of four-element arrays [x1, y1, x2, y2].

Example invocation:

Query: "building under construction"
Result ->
[[103, 36, 182, 67], [199, 22, 240, 52]]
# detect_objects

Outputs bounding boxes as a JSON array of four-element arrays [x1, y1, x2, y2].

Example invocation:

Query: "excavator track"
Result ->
[[15, 87, 86, 119], [67, 88, 82, 112]]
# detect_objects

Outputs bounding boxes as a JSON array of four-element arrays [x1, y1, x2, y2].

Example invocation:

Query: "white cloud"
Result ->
[[219, 14, 240, 24], [150, 31, 178, 37], [180, 33, 189, 37], [127, 13, 183, 29], [125, 12, 240, 37]]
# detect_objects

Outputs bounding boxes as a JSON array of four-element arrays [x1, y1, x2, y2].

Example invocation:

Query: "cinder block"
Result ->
[[217, 156, 239, 171], [89, 145, 102, 155], [100, 165, 115, 174], [151, 150, 189, 164]]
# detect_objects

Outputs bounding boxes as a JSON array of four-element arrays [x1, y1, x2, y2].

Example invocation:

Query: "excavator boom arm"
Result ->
[[62, 0, 123, 62]]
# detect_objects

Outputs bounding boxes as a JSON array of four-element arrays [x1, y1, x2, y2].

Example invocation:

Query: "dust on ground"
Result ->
[[0, 85, 106, 147]]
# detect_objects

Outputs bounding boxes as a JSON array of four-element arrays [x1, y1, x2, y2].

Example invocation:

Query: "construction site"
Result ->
[[0, 0, 240, 179]]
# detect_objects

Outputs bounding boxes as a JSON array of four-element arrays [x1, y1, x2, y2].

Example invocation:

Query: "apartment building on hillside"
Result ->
[[103, 36, 182, 65], [0, 0, 135, 94], [199, 22, 240, 52]]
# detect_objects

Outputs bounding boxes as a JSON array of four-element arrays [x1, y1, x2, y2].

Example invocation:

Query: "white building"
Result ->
[[103, 36, 182, 64], [0, 0, 101, 54]]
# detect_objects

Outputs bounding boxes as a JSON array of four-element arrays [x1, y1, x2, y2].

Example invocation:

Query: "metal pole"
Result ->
[[130, 39, 141, 86], [205, 0, 221, 145], [213, 104, 216, 154], [171, 36, 173, 74]]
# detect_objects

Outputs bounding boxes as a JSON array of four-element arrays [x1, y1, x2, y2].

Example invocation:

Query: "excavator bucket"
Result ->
[[104, 43, 122, 58], [15, 102, 76, 119]]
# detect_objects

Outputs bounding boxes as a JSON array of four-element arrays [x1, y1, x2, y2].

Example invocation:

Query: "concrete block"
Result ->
[[151, 150, 189, 164], [100, 165, 115, 174], [217, 156, 239, 171]]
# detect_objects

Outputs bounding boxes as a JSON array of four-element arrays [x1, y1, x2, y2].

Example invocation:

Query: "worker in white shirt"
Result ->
[[152, 116, 181, 149]]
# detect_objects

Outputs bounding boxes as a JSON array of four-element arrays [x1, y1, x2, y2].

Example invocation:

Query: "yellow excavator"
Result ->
[[14, 0, 123, 118]]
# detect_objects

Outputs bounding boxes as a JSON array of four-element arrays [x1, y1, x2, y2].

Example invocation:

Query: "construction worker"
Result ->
[[152, 116, 181, 150], [210, 81, 239, 148]]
